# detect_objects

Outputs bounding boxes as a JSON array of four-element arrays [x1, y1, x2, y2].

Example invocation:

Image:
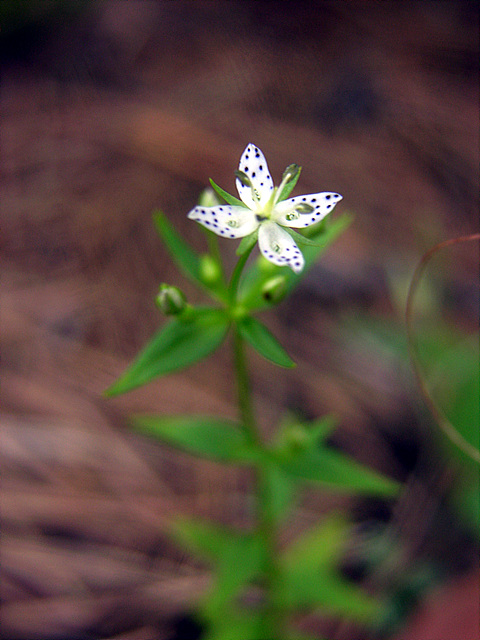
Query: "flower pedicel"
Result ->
[[188, 143, 342, 273]]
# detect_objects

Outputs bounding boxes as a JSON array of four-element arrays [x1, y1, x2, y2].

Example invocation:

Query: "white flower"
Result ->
[[188, 143, 342, 273]]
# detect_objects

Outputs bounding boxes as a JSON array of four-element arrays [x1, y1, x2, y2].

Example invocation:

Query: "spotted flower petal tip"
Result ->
[[188, 143, 342, 273]]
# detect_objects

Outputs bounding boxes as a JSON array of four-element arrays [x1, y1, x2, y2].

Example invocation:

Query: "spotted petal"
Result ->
[[274, 192, 342, 228], [236, 143, 274, 211], [258, 221, 305, 274], [188, 205, 258, 239]]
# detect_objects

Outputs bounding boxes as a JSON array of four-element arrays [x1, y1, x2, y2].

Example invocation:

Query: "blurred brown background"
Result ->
[[1, 1, 479, 639]]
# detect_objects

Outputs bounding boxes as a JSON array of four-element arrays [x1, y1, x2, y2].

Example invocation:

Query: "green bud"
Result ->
[[156, 284, 186, 316], [199, 254, 222, 285], [295, 203, 315, 214], [197, 187, 221, 208], [234, 170, 253, 188], [261, 275, 287, 304], [284, 424, 309, 452], [282, 163, 300, 184]]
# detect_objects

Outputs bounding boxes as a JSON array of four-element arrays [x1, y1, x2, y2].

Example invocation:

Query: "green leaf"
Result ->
[[209, 178, 246, 208], [153, 211, 202, 285], [277, 165, 302, 203], [280, 515, 380, 621], [238, 316, 296, 368], [277, 442, 399, 497], [239, 213, 353, 312], [133, 415, 257, 463], [106, 308, 229, 396], [172, 518, 264, 617], [285, 227, 325, 246], [236, 229, 258, 256]]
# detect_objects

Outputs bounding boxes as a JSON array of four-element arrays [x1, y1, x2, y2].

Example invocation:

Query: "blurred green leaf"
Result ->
[[209, 179, 246, 208], [153, 211, 202, 285], [238, 316, 296, 368], [280, 515, 380, 621], [202, 608, 263, 640], [133, 415, 257, 463], [276, 440, 399, 497], [239, 213, 353, 312], [106, 307, 229, 396], [173, 518, 264, 618]]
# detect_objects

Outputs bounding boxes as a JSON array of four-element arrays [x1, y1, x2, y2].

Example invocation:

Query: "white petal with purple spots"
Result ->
[[236, 143, 274, 211], [258, 221, 304, 273], [187, 204, 259, 238], [274, 193, 343, 228]]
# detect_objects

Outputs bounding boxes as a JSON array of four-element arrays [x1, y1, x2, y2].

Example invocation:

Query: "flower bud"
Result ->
[[284, 424, 309, 452], [197, 187, 221, 208], [156, 284, 186, 316], [199, 254, 222, 285], [261, 275, 287, 304]]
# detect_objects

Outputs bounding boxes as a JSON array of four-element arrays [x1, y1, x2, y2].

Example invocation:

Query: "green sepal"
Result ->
[[106, 307, 229, 396], [153, 211, 202, 285], [209, 178, 246, 208], [236, 229, 259, 256], [284, 227, 325, 246], [132, 415, 258, 463], [277, 164, 302, 202], [239, 212, 353, 312], [279, 515, 381, 621], [238, 316, 296, 368]]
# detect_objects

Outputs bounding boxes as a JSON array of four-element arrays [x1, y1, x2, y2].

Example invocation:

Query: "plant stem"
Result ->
[[229, 251, 285, 637]]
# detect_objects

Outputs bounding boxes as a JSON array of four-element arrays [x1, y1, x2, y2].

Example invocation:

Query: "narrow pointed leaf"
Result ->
[[280, 515, 380, 621], [106, 308, 229, 396], [133, 415, 257, 463], [172, 518, 264, 617], [209, 178, 246, 208], [277, 444, 399, 497], [153, 211, 202, 284], [238, 316, 296, 368], [285, 227, 324, 246]]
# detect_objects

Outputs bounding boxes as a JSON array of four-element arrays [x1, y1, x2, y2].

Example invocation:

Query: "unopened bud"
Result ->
[[156, 284, 186, 316], [261, 275, 287, 304], [284, 424, 309, 452], [199, 254, 222, 285], [282, 163, 300, 184], [197, 187, 221, 208]]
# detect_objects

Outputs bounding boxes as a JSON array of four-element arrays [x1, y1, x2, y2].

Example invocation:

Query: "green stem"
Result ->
[[229, 251, 285, 637]]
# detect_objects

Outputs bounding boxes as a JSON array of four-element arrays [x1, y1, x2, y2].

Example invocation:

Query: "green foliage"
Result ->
[[238, 316, 296, 368], [279, 515, 380, 621], [106, 307, 229, 396], [239, 213, 353, 312], [154, 211, 203, 285], [271, 416, 399, 497], [133, 415, 257, 463], [172, 518, 264, 620], [209, 178, 247, 208], [106, 170, 395, 639]]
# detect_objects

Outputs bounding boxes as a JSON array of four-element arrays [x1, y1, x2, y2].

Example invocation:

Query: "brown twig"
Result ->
[[405, 233, 480, 463]]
